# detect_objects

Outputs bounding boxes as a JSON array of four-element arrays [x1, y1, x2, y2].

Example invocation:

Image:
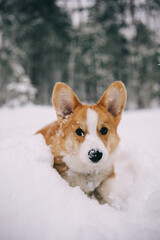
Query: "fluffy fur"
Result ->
[[37, 81, 127, 203]]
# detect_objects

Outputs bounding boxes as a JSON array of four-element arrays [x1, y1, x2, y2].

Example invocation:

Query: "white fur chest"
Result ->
[[64, 168, 110, 194]]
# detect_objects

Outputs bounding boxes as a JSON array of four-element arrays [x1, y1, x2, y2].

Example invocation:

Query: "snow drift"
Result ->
[[0, 106, 160, 240]]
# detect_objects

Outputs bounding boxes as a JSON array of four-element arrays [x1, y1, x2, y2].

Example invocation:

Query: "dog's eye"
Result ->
[[100, 127, 108, 135], [76, 128, 84, 136]]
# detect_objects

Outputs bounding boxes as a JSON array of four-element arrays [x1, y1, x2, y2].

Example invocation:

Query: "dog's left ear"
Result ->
[[53, 82, 82, 120], [97, 81, 127, 117]]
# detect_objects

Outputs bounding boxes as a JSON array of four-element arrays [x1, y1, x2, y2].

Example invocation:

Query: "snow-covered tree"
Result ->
[[5, 63, 37, 107]]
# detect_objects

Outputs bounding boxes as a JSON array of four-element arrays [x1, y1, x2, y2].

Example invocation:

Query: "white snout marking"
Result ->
[[80, 108, 109, 164]]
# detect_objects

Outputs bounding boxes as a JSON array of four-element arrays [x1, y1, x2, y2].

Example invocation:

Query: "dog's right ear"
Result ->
[[53, 82, 82, 120], [97, 81, 127, 119]]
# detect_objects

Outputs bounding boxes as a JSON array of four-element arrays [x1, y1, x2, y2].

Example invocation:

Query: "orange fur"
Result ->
[[37, 81, 127, 203]]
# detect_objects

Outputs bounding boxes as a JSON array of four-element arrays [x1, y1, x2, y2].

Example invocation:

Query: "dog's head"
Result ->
[[53, 82, 127, 174]]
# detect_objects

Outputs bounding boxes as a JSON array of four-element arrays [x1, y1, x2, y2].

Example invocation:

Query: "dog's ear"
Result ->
[[53, 82, 82, 120], [97, 81, 127, 117]]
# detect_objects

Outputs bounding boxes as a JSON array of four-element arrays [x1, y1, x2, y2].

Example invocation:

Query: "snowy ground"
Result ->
[[0, 105, 160, 240]]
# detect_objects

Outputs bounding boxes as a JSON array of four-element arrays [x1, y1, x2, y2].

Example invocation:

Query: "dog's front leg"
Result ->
[[97, 173, 123, 205]]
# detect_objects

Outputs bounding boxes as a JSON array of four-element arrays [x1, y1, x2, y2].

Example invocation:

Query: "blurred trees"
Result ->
[[71, 0, 160, 108], [0, 0, 71, 105], [0, 0, 160, 108]]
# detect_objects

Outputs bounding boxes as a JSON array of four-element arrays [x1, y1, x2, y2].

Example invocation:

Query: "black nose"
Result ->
[[88, 149, 103, 163]]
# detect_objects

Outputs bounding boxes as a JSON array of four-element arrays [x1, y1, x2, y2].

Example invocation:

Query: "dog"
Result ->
[[37, 81, 127, 204]]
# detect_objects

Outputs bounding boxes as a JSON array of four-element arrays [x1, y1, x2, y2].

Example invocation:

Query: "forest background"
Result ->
[[0, 0, 160, 109]]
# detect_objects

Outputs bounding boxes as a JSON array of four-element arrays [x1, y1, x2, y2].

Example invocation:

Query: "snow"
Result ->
[[0, 106, 160, 240]]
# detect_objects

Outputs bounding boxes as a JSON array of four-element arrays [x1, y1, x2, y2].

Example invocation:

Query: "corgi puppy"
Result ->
[[37, 81, 127, 204]]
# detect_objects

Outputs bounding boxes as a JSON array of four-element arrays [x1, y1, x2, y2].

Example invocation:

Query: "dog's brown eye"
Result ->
[[76, 128, 84, 136], [100, 127, 108, 135]]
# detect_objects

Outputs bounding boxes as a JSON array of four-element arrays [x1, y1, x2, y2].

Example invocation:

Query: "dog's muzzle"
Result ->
[[88, 149, 103, 163]]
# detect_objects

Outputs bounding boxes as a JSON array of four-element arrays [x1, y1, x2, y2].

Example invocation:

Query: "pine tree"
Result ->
[[0, 0, 72, 105]]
